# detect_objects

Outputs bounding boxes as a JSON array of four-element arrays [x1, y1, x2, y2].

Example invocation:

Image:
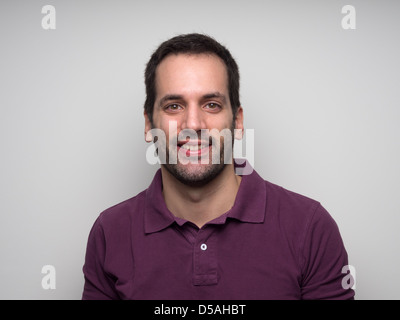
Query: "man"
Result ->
[[82, 33, 355, 300]]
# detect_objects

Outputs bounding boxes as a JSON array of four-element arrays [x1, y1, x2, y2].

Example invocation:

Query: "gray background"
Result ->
[[0, 0, 399, 299]]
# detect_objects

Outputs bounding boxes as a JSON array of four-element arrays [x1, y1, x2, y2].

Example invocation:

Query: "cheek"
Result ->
[[152, 112, 172, 130], [156, 118, 179, 141], [207, 117, 233, 131]]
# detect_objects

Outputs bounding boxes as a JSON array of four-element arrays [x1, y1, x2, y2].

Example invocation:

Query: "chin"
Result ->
[[163, 162, 227, 187]]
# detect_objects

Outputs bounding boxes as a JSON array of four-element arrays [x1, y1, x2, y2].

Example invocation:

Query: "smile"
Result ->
[[177, 141, 211, 158], [179, 144, 209, 151]]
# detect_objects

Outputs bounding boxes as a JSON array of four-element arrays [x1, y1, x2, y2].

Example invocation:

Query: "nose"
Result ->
[[180, 105, 206, 132]]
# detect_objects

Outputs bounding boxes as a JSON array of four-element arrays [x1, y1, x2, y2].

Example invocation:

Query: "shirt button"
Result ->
[[200, 243, 207, 251]]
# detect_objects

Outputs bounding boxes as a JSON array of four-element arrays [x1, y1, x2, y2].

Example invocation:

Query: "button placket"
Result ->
[[193, 228, 218, 286]]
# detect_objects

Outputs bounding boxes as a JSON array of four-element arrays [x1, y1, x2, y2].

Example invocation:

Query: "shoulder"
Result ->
[[85, 190, 147, 260], [95, 190, 147, 233], [263, 180, 339, 243], [264, 180, 321, 220]]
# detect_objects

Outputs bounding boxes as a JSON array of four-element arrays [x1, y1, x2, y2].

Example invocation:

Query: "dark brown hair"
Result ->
[[144, 33, 241, 123]]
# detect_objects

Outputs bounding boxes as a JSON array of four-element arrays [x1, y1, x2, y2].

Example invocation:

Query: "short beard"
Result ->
[[161, 122, 235, 188], [162, 159, 226, 188]]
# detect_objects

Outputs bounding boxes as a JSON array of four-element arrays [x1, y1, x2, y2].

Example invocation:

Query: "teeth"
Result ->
[[180, 144, 208, 151]]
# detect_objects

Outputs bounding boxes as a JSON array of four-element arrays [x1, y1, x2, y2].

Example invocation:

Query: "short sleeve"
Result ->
[[299, 204, 355, 300], [82, 217, 120, 300]]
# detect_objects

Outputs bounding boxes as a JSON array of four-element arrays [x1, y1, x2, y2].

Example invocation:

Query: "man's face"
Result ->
[[145, 53, 243, 187]]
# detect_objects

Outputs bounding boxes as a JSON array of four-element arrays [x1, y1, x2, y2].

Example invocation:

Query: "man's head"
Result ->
[[143, 33, 243, 187], [144, 33, 241, 124]]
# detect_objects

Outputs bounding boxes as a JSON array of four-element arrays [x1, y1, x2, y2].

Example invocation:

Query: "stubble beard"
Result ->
[[162, 124, 235, 188]]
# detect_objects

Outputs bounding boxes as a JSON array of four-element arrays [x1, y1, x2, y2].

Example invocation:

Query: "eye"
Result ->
[[204, 103, 221, 111], [165, 104, 183, 112]]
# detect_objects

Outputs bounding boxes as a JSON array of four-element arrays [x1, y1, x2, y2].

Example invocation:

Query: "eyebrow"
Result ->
[[202, 92, 227, 103], [158, 92, 227, 108], [158, 94, 184, 108]]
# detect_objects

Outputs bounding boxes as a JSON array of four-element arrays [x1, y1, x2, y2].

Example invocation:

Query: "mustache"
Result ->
[[172, 128, 233, 146], [149, 126, 235, 150], [176, 130, 213, 146], [148, 127, 236, 165]]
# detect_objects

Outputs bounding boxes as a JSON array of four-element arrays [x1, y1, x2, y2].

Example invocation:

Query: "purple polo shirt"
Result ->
[[82, 165, 355, 300]]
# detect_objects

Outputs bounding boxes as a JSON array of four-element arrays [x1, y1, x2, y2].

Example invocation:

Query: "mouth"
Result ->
[[177, 140, 211, 158]]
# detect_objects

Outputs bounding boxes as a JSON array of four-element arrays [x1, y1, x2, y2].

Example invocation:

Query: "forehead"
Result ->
[[155, 53, 229, 98]]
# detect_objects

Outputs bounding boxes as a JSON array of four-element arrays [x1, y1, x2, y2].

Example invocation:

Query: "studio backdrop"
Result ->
[[0, 0, 399, 299]]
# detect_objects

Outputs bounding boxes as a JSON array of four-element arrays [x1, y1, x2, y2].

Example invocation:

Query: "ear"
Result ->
[[144, 111, 153, 142], [234, 107, 244, 140]]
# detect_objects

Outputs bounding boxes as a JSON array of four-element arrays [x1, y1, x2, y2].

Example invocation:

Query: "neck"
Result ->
[[161, 164, 242, 228]]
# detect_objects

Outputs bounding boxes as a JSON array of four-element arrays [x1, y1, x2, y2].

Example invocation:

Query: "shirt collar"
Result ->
[[144, 161, 267, 234]]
